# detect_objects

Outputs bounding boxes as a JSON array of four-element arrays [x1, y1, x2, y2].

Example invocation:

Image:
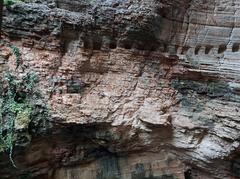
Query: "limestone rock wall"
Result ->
[[0, 0, 240, 178]]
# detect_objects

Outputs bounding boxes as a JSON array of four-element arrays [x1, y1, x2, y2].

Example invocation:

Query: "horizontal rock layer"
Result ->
[[0, 0, 240, 179]]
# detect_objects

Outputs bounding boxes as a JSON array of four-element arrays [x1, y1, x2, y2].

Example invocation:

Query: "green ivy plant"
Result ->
[[10, 45, 22, 69], [0, 43, 49, 167], [0, 72, 35, 167], [0, 40, 23, 69]]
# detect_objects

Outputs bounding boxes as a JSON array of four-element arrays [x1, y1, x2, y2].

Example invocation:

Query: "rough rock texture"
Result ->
[[0, 0, 240, 178]]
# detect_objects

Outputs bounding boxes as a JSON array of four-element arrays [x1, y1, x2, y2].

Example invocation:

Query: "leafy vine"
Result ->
[[0, 43, 49, 167]]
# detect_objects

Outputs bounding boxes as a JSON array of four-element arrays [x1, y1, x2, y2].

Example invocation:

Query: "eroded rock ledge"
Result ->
[[0, 0, 240, 178]]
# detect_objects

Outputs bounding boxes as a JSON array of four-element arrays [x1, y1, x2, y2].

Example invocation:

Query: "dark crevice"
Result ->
[[218, 44, 227, 54], [14, 92, 26, 103], [93, 40, 102, 50], [181, 46, 190, 55], [150, 44, 158, 51], [135, 43, 145, 50], [232, 43, 239, 52], [184, 169, 192, 179], [194, 45, 201, 55], [109, 41, 117, 49], [163, 43, 168, 52], [84, 40, 91, 49], [205, 45, 213, 54], [119, 40, 132, 49]]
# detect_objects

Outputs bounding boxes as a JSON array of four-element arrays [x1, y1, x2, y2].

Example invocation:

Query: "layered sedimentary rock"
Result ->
[[0, 0, 240, 178]]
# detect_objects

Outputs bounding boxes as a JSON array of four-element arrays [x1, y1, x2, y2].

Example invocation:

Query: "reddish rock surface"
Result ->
[[0, 0, 240, 178]]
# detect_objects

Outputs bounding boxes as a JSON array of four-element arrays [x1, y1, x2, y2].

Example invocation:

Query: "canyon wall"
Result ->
[[0, 0, 240, 178]]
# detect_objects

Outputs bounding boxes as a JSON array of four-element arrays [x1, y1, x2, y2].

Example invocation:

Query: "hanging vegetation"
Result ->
[[0, 43, 50, 167]]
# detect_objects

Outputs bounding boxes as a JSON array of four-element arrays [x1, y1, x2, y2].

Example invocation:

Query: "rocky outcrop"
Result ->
[[0, 0, 240, 178]]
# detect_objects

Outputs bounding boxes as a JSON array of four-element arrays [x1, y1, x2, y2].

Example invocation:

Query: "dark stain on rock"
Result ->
[[96, 155, 121, 179], [231, 157, 240, 177], [131, 163, 176, 179]]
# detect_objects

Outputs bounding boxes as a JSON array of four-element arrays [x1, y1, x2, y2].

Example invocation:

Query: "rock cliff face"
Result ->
[[0, 0, 240, 178]]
